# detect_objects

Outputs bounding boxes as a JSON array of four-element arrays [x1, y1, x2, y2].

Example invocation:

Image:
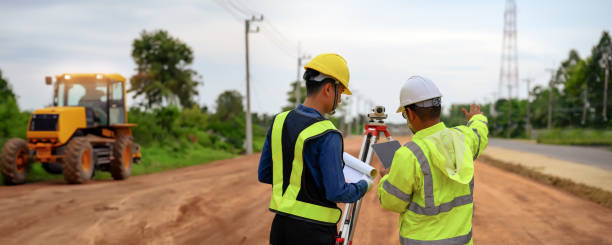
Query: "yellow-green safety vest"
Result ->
[[378, 114, 489, 245], [269, 111, 342, 224]]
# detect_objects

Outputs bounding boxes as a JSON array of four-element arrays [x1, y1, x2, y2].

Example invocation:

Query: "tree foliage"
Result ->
[[0, 70, 29, 144], [443, 31, 612, 137], [129, 30, 202, 109], [214, 90, 244, 121]]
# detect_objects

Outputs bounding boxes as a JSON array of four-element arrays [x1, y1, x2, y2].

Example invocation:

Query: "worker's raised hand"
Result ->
[[461, 104, 482, 121]]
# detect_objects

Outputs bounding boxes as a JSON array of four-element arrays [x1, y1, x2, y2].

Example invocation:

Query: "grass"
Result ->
[[1, 142, 236, 184], [479, 155, 612, 209], [536, 128, 612, 146]]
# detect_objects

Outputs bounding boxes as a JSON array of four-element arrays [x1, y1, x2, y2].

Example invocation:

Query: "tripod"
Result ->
[[337, 106, 392, 245]]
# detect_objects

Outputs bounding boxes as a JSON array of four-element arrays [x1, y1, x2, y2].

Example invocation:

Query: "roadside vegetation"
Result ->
[[536, 128, 612, 146], [443, 31, 612, 146]]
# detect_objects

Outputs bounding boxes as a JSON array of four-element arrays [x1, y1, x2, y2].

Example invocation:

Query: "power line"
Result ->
[[226, 0, 253, 16], [212, 0, 245, 21], [259, 26, 297, 58], [262, 19, 297, 50], [233, 0, 261, 16], [213, 0, 300, 59]]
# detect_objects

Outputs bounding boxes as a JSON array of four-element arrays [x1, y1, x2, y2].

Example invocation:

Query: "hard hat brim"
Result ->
[[396, 106, 404, 113], [343, 87, 352, 95]]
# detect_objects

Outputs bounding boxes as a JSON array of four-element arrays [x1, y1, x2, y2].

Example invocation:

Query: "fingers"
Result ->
[[461, 108, 469, 117]]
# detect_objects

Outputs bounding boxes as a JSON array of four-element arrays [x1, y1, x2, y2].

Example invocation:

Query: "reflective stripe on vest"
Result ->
[[471, 128, 481, 160], [400, 230, 472, 245], [269, 111, 342, 224]]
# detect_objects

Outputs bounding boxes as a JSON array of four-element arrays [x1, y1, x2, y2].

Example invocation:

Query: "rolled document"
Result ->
[[343, 152, 378, 183]]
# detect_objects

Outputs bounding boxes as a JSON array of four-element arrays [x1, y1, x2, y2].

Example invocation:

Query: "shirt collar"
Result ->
[[297, 104, 324, 118], [413, 122, 447, 140]]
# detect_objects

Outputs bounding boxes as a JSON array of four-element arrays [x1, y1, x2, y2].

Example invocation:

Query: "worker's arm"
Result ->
[[317, 132, 368, 203], [257, 125, 273, 184], [462, 104, 489, 159], [377, 147, 419, 213]]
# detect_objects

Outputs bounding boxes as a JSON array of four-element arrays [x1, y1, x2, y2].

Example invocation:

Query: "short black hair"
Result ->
[[303, 69, 335, 96], [405, 104, 441, 121]]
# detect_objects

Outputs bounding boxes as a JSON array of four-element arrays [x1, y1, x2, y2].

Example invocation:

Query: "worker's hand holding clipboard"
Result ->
[[371, 140, 402, 170]]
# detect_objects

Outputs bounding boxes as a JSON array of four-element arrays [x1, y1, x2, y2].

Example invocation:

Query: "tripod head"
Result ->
[[367, 105, 388, 124]]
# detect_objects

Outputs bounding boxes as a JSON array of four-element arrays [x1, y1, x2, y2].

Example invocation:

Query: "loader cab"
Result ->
[[52, 74, 126, 126]]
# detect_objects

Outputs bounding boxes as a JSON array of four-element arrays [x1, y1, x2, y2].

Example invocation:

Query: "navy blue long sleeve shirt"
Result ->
[[258, 104, 366, 203]]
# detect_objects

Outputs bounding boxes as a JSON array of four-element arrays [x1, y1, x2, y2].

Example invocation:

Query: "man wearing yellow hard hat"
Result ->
[[258, 53, 371, 245], [377, 76, 489, 244]]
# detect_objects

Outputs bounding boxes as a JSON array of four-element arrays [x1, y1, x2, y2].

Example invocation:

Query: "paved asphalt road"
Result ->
[[488, 138, 612, 171]]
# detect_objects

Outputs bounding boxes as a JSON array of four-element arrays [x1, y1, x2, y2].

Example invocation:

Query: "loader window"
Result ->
[[66, 81, 108, 125], [56, 83, 65, 106], [109, 82, 125, 124]]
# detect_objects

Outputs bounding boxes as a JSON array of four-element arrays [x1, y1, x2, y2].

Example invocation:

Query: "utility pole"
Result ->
[[346, 96, 352, 136], [602, 50, 611, 122], [506, 83, 513, 138], [523, 78, 532, 138], [581, 83, 589, 125], [353, 94, 359, 135], [546, 68, 556, 130], [490, 92, 497, 134], [295, 43, 310, 107], [244, 15, 263, 154]]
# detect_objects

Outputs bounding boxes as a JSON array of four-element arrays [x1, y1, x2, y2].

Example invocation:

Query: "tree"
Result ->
[[0, 69, 16, 104], [0, 70, 28, 142], [129, 30, 202, 109], [215, 90, 244, 121], [588, 31, 612, 127]]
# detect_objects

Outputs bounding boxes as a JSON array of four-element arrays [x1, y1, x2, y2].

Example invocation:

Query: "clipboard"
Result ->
[[371, 140, 401, 169]]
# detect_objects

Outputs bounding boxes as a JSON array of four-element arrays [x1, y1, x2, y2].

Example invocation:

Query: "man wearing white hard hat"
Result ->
[[377, 76, 489, 245]]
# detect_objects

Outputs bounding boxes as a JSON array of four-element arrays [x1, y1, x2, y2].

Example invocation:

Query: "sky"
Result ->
[[0, 0, 610, 123]]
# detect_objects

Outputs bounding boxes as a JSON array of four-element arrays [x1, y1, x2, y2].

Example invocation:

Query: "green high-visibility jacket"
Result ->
[[378, 114, 489, 245], [268, 111, 343, 224]]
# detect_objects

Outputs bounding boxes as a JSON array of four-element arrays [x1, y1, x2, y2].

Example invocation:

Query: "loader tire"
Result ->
[[1, 138, 30, 185], [63, 137, 94, 184], [110, 136, 132, 180]]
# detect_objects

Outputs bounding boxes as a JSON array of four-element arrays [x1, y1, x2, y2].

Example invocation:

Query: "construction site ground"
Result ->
[[0, 136, 611, 245]]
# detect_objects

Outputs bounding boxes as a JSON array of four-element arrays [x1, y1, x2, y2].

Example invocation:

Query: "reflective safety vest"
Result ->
[[269, 110, 343, 225], [378, 115, 489, 245]]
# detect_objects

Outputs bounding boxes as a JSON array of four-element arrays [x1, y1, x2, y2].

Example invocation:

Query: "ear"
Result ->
[[407, 107, 417, 122], [323, 82, 333, 97]]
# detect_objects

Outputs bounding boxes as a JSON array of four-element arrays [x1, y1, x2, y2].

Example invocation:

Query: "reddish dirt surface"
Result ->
[[0, 136, 611, 244]]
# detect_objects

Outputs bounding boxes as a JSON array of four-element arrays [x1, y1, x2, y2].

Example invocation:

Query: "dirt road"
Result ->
[[0, 137, 611, 244]]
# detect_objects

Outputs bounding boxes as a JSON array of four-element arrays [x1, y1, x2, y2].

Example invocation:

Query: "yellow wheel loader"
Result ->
[[1, 73, 141, 185]]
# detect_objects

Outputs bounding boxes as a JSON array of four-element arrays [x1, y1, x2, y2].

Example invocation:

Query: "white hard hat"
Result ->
[[396, 76, 442, 112]]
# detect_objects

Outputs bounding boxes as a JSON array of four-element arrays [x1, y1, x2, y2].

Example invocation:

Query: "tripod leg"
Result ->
[[338, 133, 372, 243], [346, 135, 378, 243]]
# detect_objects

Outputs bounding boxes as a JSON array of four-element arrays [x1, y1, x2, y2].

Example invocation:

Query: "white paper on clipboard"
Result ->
[[342, 152, 377, 183]]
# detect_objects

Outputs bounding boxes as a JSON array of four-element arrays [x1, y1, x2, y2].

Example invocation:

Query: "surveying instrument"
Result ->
[[336, 105, 393, 245]]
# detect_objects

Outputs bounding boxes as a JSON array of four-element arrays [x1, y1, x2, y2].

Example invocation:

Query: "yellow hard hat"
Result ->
[[304, 53, 351, 95]]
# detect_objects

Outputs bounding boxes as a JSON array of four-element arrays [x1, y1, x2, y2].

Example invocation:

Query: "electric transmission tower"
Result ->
[[498, 0, 519, 136]]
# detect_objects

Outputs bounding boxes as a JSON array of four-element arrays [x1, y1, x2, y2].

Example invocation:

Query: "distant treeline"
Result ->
[[444, 31, 612, 139]]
